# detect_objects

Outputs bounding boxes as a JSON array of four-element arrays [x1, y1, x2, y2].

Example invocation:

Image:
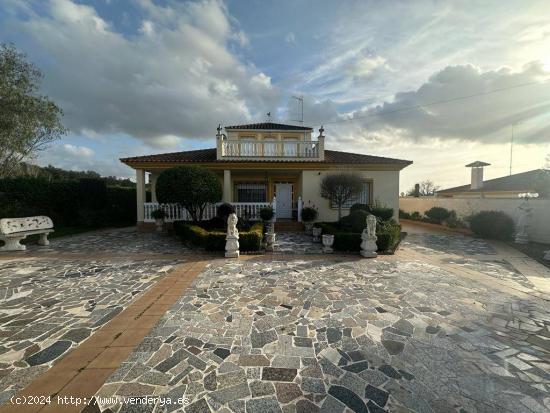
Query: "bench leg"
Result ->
[[0, 236, 26, 251], [38, 233, 50, 246]]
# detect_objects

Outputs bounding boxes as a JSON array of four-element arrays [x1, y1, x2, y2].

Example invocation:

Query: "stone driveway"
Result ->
[[87, 224, 550, 413]]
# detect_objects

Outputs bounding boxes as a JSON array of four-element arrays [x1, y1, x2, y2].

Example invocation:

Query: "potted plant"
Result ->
[[301, 206, 318, 234], [312, 226, 322, 243], [322, 234, 334, 253], [151, 208, 167, 232]]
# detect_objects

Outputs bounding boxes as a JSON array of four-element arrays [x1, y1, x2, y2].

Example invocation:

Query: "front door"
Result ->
[[275, 184, 292, 219]]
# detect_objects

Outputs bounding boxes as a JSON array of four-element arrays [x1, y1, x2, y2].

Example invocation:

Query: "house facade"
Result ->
[[120, 122, 412, 227]]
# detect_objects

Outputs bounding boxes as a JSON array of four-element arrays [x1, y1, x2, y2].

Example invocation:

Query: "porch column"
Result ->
[[150, 173, 158, 203], [136, 169, 145, 222], [223, 170, 232, 202]]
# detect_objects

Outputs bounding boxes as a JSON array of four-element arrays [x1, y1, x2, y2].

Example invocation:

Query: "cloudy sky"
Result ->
[[1, 0, 549, 191]]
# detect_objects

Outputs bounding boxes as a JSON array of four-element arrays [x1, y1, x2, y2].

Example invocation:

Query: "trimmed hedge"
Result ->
[[469, 210, 514, 240], [0, 177, 136, 228], [424, 207, 452, 224], [371, 206, 394, 221], [316, 219, 402, 253], [173, 221, 263, 252]]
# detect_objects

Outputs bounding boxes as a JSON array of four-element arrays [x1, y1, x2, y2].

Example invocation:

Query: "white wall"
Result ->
[[302, 170, 401, 222], [400, 197, 550, 243]]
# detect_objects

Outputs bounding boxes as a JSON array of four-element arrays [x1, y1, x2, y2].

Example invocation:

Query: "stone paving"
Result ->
[[92, 237, 550, 413], [0, 256, 183, 404], [273, 233, 323, 255], [26, 227, 188, 255]]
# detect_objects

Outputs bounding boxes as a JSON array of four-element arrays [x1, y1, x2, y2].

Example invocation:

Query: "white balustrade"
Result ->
[[144, 201, 276, 223], [221, 140, 320, 159]]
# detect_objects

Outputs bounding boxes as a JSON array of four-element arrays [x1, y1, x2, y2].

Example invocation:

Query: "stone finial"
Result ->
[[217, 123, 222, 135], [318, 125, 325, 138]]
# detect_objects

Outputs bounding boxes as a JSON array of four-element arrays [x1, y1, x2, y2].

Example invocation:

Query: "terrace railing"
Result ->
[[144, 200, 276, 223], [221, 140, 320, 159]]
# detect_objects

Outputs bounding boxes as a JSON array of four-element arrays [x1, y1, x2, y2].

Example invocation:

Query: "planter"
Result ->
[[265, 232, 276, 252], [155, 218, 164, 232], [304, 221, 314, 235], [322, 234, 334, 254], [312, 227, 322, 243]]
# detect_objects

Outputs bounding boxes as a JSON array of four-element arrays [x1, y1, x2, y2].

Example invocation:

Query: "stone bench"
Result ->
[[0, 216, 54, 251]]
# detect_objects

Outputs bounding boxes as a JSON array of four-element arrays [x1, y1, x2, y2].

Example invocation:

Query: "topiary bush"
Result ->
[[399, 209, 411, 219], [339, 210, 369, 233], [469, 210, 515, 240], [424, 206, 452, 224], [371, 206, 394, 221], [301, 207, 318, 222], [376, 220, 402, 252], [260, 206, 274, 222], [156, 166, 222, 222], [217, 203, 235, 219]]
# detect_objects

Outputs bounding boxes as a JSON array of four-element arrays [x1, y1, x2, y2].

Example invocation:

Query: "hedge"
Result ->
[[469, 210, 514, 240], [0, 177, 136, 228], [173, 221, 263, 252], [316, 219, 401, 253]]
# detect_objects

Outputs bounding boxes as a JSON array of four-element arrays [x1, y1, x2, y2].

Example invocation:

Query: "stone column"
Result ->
[[223, 170, 232, 202], [150, 173, 158, 203], [136, 169, 145, 223]]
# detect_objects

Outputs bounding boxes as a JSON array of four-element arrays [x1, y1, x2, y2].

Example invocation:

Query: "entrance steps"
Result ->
[[274, 221, 304, 232]]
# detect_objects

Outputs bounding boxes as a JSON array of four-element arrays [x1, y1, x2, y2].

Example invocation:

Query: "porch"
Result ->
[[137, 168, 306, 223]]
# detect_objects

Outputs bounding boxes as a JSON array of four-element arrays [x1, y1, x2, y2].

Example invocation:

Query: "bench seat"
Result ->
[[0, 216, 54, 251]]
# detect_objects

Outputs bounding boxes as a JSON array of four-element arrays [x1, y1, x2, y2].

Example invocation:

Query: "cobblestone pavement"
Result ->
[[93, 235, 550, 413], [0, 257, 183, 404], [26, 227, 188, 254], [274, 233, 323, 255]]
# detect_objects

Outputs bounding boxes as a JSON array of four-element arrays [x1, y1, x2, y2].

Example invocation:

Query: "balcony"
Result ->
[[218, 139, 324, 161]]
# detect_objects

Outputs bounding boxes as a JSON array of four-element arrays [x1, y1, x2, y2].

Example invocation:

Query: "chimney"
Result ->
[[414, 183, 420, 197], [466, 161, 490, 190]]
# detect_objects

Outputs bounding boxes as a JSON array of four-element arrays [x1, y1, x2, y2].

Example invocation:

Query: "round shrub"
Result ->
[[350, 203, 371, 214], [259, 206, 274, 222], [371, 206, 394, 221], [339, 210, 369, 233], [469, 210, 514, 240], [301, 207, 318, 222], [217, 203, 235, 219], [156, 166, 222, 222], [424, 207, 452, 224]]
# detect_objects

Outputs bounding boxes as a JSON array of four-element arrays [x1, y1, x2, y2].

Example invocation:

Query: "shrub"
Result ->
[[217, 203, 235, 220], [376, 220, 401, 252], [173, 221, 263, 252], [410, 211, 422, 220], [156, 166, 222, 222], [399, 209, 411, 219], [259, 206, 274, 222], [469, 210, 515, 240], [424, 207, 452, 224], [350, 203, 371, 214], [339, 210, 369, 233], [301, 207, 318, 222], [371, 206, 394, 221]]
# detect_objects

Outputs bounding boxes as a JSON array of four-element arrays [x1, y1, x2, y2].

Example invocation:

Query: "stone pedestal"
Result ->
[[360, 233, 378, 258], [225, 236, 239, 258], [312, 227, 322, 243], [265, 232, 275, 252]]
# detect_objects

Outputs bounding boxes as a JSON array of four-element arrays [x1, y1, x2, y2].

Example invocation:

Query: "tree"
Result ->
[[320, 173, 363, 220], [156, 166, 222, 222], [406, 179, 440, 196], [0, 44, 66, 178]]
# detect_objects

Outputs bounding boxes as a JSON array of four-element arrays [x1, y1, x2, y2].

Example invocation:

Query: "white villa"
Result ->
[[120, 122, 412, 228]]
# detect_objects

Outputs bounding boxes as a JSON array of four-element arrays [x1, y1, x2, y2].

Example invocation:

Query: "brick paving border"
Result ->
[[0, 260, 208, 413]]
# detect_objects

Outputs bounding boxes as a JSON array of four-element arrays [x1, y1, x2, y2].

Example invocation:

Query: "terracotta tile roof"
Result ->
[[437, 169, 547, 194], [120, 148, 412, 166], [225, 122, 313, 131]]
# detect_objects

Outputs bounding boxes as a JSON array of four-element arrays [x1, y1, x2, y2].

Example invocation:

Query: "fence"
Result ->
[[399, 197, 550, 243], [144, 201, 276, 223]]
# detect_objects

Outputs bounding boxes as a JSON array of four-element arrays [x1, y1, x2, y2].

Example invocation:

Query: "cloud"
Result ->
[[7, 0, 280, 145], [285, 32, 295, 43], [329, 61, 550, 145], [61, 144, 95, 158]]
